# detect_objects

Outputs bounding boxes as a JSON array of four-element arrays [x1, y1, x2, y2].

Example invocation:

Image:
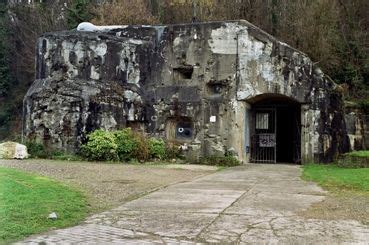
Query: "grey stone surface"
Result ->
[[17, 164, 369, 244], [24, 21, 350, 164]]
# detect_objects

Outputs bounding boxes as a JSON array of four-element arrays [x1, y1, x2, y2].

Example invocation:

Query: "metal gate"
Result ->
[[250, 108, 277, 163]]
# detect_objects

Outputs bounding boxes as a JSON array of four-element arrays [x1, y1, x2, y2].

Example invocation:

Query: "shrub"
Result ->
[[148, 138, 166, 160], [25, 141, 49, 158], [81, 129, 186, 162], [337, 151, 369, 168], [81, 129, 118, 161], [132, 132, 150, 161], [166, 141, 183, 160], [114, 128, 139, 161], [199, 155, 241, 167]]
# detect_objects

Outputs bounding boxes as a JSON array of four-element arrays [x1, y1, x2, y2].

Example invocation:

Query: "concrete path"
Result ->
[[18, 164, 369, 244]]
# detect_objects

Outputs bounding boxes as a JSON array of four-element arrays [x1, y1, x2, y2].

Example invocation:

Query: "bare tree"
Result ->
[[91, 0, 158, 25]]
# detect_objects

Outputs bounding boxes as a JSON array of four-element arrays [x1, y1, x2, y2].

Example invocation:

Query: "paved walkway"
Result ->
[[18, 164, 369, 244]]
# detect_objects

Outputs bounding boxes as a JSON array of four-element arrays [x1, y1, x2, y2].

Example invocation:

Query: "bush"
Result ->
[[166, 141, 183, 160], [337, 151, 369, 168], [199, 155, 241, 167], [114, 128, 139, 161], [148, 138, 166, 160], [80, 129, 187, 162], [81, 128, 156, 162], [25, 141, 49, 158], [133, 132, 150, 161], [81, 129, 118, 161]]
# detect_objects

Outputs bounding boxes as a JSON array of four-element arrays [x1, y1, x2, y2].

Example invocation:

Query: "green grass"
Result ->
[[0, 167, 88, 244], [303, 164, 369, 192], [345, 151, 369, 158]]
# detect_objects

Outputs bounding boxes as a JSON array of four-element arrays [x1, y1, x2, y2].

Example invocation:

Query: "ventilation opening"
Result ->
[[207, 84, 224, 94], [166, 117, 194, 141], [173, 66, 194, 80], [176, 121, 193, 139], [206, 79, 229, 95]]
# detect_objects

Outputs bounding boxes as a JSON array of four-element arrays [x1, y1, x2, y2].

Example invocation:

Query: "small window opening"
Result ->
[[256, 113, 269, 129]]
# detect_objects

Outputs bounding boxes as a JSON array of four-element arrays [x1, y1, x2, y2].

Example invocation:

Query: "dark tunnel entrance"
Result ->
[[248, 94, 301, 164]]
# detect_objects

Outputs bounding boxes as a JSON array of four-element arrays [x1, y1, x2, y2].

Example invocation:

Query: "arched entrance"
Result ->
[[248, 94, 301, 164]]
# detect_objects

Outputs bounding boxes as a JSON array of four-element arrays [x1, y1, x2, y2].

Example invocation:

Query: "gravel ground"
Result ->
[[0, 159, 217, 212], [299, 191, 369, 224]]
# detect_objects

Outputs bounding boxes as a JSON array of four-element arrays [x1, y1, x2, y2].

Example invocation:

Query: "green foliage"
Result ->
[[337, 151, 369, 168], [81, 129, 181, 162], [81, 129, 118, 161], [113, 128, 138, 161], [0, 167, 87, 243], [132, 132, 150, 161], [25, 141, 81, 160], [358, 100, 369, 113], [165, 142, 183, 159], [303, 164, 369, 192], [66, 0, 93, 29], [0, 3, 11, 97], [199, 155, 241, 167], [148, 138, 166, 160], [0, 105, 11, 138], [81, 128, 146, 162], [25, 141, 49, 159], [346, 151, 369, 158]]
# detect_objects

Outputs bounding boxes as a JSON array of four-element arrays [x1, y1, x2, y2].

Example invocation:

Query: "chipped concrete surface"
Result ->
[[24, 21, 350, 164], [17, 164, 369, 244]]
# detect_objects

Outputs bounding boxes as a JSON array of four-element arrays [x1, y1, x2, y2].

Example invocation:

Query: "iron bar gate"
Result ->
[[250, 108, 277, 163]]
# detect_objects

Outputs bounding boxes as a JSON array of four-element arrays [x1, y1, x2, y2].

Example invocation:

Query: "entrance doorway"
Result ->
[[249, 95, 301, 164]]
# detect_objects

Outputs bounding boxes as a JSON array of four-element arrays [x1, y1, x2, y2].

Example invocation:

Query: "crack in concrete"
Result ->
[[194, 178, 266, 242], [17, 165, 369, 244], [268, 217, 280, 238]]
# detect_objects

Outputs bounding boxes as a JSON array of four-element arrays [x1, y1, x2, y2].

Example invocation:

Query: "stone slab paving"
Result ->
[[17, 164, 369, 244]]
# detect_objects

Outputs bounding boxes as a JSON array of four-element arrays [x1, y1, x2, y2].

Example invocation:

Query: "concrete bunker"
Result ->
[[23, 20, 351, 164], [247, 94, 301, 164]]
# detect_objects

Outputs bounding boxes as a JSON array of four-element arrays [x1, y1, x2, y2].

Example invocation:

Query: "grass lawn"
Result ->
[[0, 167, 88, 244], [303, 164, 369, 192]]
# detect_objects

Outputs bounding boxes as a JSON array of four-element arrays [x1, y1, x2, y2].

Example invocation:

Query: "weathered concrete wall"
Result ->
[[25, 32, 150, 151], [344, 107, 369, 151], [24, 20, 350, 163]]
